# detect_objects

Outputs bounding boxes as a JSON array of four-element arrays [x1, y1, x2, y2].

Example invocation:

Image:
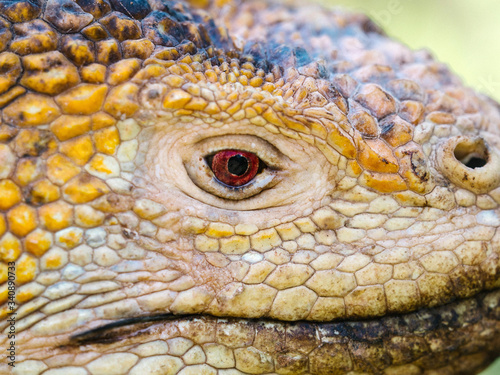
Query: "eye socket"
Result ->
[[153, 131, 334, 211], [207, 150, 262, 187]]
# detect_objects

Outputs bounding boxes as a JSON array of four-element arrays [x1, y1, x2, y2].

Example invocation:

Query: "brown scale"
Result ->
[[0, 0, 42, 23]]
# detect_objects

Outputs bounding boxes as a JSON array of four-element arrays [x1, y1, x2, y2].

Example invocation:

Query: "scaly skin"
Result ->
[[0, 0, 500, 374]]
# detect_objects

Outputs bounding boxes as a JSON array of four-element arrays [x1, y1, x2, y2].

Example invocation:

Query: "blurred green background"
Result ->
[[314, 0, 500, 103], [313, 0, 500, 374]]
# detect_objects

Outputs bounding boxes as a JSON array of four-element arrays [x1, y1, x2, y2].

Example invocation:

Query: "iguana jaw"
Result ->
[[19, 288, 500, 374]]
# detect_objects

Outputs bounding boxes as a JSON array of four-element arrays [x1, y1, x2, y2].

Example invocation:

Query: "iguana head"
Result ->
[[1, 0, 500, 374]]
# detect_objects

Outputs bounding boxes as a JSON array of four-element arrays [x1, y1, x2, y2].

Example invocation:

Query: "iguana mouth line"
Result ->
[[69, 288, 500, 346], [70, 313, 199, 345]]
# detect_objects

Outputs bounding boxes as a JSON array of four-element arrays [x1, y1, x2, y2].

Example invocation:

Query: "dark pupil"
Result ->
[[227, 155, 249, 176]]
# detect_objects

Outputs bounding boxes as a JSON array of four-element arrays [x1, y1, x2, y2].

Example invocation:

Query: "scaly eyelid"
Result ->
[[149, 127, 333, 211]]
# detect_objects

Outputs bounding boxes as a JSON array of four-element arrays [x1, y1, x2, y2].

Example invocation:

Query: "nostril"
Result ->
[[437, 136, 500, 194], [453, 139, 488, 169]]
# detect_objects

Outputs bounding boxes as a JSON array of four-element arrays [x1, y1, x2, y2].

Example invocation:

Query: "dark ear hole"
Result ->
[[454, 139, 488, 169]]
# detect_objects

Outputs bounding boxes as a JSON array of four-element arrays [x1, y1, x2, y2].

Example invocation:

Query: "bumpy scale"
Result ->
[[0, 0, 500, 374]]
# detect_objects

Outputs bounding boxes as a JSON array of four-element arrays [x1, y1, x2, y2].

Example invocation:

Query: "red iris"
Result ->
[[210, 150, 260, 187]]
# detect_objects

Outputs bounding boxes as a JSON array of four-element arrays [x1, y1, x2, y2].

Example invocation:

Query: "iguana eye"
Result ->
[[181, 135, 284, 202], [208, 150, 262, 187]]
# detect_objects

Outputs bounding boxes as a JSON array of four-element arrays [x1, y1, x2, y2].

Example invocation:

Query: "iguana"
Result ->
[[0, 0, 499, 374]]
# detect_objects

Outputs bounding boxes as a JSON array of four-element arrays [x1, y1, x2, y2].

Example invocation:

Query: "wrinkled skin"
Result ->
[[0, 0, 500, 374]]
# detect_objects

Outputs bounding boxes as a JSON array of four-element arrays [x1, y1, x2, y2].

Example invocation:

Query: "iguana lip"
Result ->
[[70, 288, 500, 347], [70, 313, 199, 345]]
